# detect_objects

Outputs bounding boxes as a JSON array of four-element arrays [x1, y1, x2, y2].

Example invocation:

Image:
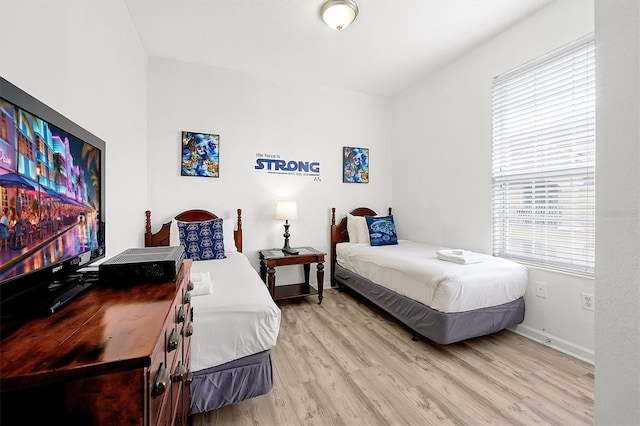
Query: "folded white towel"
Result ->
[[190, 271, 213, 296], [436, 249, 483, 265], [452, 249, 472, 255], [437, 249, 472, 257]]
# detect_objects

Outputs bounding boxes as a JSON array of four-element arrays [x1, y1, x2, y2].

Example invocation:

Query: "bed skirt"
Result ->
[[334, 263, 525, 344], [190, 349, 273, 414]]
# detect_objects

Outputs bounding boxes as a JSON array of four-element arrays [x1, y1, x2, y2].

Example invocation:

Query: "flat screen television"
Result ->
[[0, 77, 105, 316]]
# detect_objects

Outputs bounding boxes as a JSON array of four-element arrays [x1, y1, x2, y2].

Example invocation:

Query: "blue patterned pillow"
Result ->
[[177, 218, 226, 260], [365, 215, 398, 246]]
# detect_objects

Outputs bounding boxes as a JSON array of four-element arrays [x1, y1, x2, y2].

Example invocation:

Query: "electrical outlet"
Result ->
[[582, 293, 595, 311], [536, 282, 547, 298]]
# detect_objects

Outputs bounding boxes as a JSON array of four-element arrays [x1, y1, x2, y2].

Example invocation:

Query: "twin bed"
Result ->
[[144, 209, 280, 414], [330, 207, 527, 344], [144, 205, 527, 415]]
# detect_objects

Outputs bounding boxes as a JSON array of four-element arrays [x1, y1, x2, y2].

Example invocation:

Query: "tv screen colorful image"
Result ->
[[0, 77, 105, 311]]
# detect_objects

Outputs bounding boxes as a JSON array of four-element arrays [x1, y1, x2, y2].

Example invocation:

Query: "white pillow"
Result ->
[[355, 216, 371, 244], [347, 213, 370, 244], [346, 213, 359, 242], [170, 219, 180, 246], [223, 218, 238, 253]]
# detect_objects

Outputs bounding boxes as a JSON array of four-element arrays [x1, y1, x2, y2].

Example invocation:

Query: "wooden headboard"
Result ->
[[329, 207, 392, 286], [144, 209, 243, 253]]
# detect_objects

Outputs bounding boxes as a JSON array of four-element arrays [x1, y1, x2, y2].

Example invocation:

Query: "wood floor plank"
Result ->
[[272, 333, 314, 386], [349, 364, 461, 425], [192, 288, 594, 426]]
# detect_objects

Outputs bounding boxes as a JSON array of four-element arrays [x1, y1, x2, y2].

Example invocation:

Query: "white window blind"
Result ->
[[492, 37, 595, 277]]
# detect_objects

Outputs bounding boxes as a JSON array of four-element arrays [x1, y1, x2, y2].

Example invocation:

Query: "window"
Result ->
[[492, 36, 595, 277]]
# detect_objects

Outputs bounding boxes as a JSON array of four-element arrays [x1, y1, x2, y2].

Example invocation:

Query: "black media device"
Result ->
[[99, 246, 186, 285], [0, 77, 106, 317]]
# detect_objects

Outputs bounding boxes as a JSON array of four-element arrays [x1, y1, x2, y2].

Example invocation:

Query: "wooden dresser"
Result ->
[[0, 259, 193, 425]]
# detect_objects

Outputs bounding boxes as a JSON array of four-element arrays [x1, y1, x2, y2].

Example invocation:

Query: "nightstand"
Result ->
[[259, 247, 325, 304]]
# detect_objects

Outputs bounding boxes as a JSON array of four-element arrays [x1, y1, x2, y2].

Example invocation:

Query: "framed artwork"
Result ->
[[343, 146, 369, 183], [181, 131, 220, 177]]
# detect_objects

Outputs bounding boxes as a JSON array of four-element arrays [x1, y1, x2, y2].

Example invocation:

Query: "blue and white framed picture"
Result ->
[[181, 131, 220, 177], [343, 146, 369, 183]]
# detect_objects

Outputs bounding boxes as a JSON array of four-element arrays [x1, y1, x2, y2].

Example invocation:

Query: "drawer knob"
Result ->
[[177, 306, 186, 324], [153, 363, 168, 397], [184, 292, 191, 304], [184, 371, 193, 386], [172, 362, 185, 383], [168, 329, 179, 352], [187, 280, 194, 291], [184, 324, 193, 338]]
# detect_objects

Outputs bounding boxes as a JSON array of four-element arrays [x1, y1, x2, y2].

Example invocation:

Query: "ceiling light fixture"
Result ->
[[321, 0, 359, 31]]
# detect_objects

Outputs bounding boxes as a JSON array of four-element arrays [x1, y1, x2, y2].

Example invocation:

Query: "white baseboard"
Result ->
[[510, 324, 594, 365]]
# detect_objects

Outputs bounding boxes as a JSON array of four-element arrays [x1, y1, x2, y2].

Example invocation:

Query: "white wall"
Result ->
[[390, 0, 595, 361], [0, 0, 148, 260], [146, 57, 392, 283], [594, 1, 640, 424]]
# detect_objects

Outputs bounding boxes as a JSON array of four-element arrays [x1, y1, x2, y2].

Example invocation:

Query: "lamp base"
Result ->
[[282, 222, 299, 255]]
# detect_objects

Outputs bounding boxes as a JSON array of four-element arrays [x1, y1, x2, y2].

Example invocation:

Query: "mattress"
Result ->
[[336, 241, 527, 313], [190, 253, 281, 371]]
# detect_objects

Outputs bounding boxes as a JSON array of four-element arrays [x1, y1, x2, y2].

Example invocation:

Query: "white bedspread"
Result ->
[[190, 253, 281, 371], [336, 241, 527, 313]]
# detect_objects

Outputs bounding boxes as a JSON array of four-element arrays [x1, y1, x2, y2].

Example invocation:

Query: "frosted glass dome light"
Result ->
[[321, 0, 359, 31]]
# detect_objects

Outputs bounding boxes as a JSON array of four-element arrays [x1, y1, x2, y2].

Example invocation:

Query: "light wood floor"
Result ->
[[192, 288, 594, 426]]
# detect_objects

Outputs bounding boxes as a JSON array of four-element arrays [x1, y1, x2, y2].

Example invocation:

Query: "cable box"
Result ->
[[99, 246, 186, 285]]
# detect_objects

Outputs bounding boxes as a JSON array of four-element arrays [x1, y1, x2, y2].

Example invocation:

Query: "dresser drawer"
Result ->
[[176, 264, 192, 425], [149, 260, 192, 425], [169, 349, 185, 425], [148, 328, 170, 425], [179, 341, 192, 425]]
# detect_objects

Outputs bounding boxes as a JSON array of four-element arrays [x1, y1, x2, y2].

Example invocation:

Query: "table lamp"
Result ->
[[275, 201, 299, 255]]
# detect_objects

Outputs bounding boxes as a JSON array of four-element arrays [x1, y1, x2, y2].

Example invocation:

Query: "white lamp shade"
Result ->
[[275, 201, 298, 220], [321, 0, 358, 31]]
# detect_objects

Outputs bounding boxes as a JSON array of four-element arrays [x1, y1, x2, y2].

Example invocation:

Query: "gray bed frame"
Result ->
[[190, 349, 273, 414], [330, 207, 525, 345]]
